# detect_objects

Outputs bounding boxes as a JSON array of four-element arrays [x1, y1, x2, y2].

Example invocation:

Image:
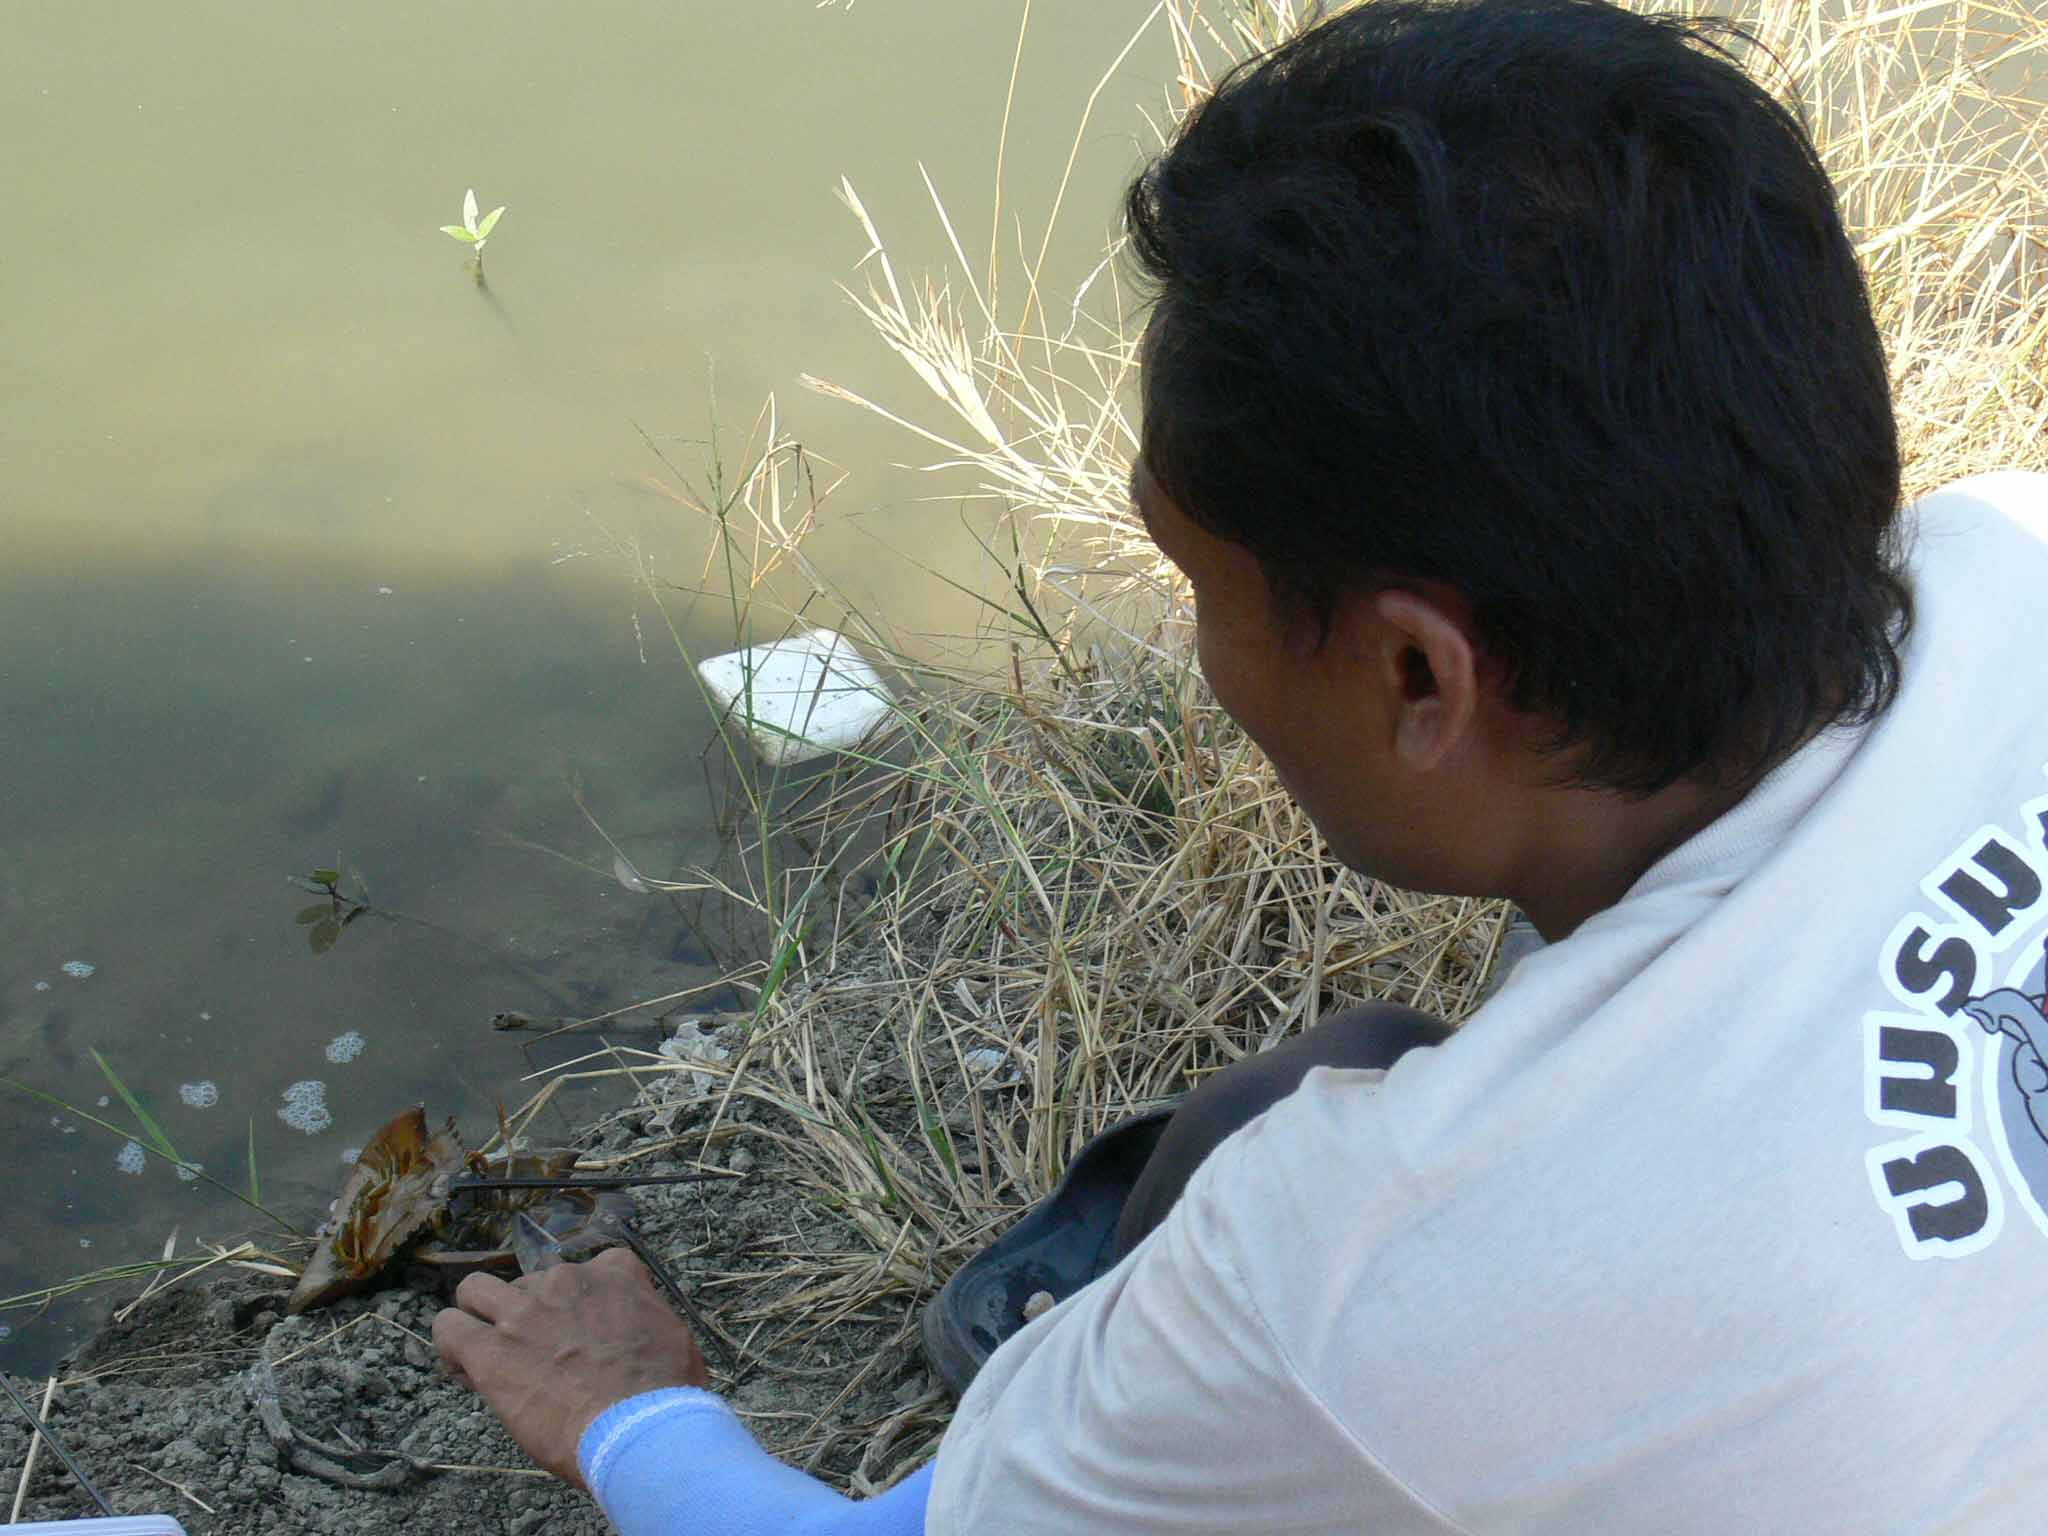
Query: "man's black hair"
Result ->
[[1125, 0, 1909, 796]]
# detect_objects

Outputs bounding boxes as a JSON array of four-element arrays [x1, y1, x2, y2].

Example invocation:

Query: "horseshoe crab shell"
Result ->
[[289, 1106, 644, 1313], [288, 1104, 466, 1314]]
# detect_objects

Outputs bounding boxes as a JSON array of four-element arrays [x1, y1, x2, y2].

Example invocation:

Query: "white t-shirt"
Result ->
[[929, 472, 2048, 1534]]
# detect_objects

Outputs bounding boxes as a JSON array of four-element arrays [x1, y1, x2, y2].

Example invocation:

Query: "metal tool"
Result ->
[[447, 1172, 728, 1193], [0, 1370, 115, 1518]]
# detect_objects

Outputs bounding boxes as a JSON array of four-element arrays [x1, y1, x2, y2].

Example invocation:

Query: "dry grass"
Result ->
[[602, 0, 2047, 1477]]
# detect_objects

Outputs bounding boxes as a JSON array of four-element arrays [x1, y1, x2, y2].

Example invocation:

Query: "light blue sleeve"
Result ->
[[577, 1387, 933, 1536]]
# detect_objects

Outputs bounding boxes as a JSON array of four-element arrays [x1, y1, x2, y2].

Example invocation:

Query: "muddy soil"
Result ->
[[0, 1068, 946, 1533]]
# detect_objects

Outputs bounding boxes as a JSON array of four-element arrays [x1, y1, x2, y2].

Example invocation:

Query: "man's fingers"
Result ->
[[432, 1302, 494, 1385], [452, 1269, 520, 1321], [588, 1245, 650, 1282]]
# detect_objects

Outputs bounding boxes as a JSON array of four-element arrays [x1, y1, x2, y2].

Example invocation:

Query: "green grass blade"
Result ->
[[920, 1105, 958, 1184], [1, 1256, 212, 1313], [91, 1048, 180, 1161], [749, 873, 824, 1028], [1, 1078, 303, 1237], [853, 1109, 899, 1213]]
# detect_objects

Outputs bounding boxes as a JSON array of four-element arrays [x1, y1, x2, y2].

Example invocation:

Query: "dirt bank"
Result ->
[[0, 1045, 945, 1532]]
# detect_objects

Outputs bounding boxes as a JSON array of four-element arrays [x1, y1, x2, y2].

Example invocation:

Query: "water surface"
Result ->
[[1, 0, 1164, 1371]]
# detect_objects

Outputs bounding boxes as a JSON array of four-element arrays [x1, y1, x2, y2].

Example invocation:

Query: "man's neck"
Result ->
[[1504, 772, 1754, 942]]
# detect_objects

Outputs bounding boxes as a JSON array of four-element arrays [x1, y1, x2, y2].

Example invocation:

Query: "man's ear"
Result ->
[[1366, 588, 1480, 772]]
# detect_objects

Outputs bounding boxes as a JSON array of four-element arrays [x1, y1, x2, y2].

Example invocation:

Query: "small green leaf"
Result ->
[[475, 206, 505, 241], [295, 903, 330, 926], [309, 868, 340, 888], [440, 225, 478, 243]]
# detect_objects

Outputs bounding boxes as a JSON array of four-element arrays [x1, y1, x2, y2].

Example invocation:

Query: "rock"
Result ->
[[964, 1046, 1024, 1087], [1022, 1290, 1056, 1322], [728, 1147, 757, 1175], [892, 1371, 933, 1407], [658, 1020, 733, 1099]]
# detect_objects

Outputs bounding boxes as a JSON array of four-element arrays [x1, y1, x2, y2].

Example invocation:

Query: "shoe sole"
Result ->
[[921, 1108, 1174, 1397]]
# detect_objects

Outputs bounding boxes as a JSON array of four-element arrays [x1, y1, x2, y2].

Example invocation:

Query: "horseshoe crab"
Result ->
[[287, 1104, 632, 1314], [403, 1146, 635, 1297]]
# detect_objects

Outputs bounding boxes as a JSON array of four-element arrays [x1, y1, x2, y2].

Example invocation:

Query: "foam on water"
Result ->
[[278, 1079, 332, 1135], [324, 1030, 366, 1064], [115, 1140, 147, 1175], [60, 960, 95, 979], [340, 1146, 362, 1164], [179, 1080, 219, 1109], [176, 1161, 203, 1182]]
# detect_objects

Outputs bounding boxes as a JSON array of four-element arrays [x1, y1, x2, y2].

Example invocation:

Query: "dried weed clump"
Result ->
[[609, 0, 2046, 1464]]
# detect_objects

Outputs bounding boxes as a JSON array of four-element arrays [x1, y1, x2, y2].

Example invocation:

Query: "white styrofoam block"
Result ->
[[9, 1520, 187, 1534], [695, 629, 894, 765]]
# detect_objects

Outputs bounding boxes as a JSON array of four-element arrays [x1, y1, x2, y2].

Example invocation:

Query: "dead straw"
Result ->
[[4, 1376, 57, 1523], [3, 1373, 112, 1520], [126, 1460, 216, 1516]]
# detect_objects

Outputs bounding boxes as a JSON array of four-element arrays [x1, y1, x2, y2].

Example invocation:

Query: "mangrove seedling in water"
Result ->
[[282, 859, 582, 1010], [440, 187, 506, 275], [290, 862, 373, 955]]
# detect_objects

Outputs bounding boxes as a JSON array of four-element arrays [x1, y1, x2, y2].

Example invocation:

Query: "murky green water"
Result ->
[[1, 0, 1163, 1371]]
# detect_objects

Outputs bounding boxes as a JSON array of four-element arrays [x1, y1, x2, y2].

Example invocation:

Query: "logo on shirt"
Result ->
[[1864, 765, 2048, 1259]]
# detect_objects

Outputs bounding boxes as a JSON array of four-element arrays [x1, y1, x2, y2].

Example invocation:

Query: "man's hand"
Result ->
[[432, 1244, 709, 1488]]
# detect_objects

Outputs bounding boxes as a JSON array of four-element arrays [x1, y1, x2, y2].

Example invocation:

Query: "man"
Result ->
[[435, 0, 2048, 1529]]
